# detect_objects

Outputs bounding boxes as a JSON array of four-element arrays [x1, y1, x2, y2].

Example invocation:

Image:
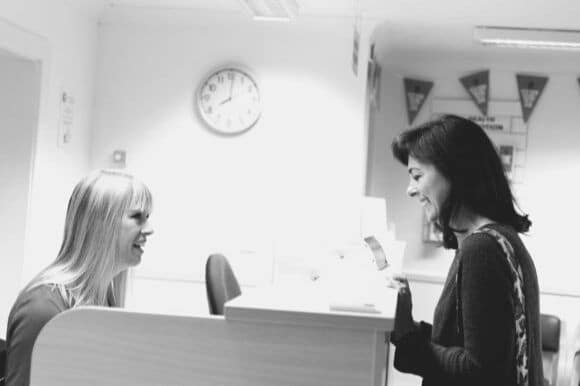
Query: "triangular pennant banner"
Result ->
[[460, 70, 489, 116], [404, 78, 433, 124], [516, 74, 548, 123]]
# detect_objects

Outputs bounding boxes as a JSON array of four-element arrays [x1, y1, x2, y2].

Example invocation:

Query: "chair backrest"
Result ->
[[572, 350, 580, 386], [541, 313, 561, 386], [0, 337, 6, 385], [205, 254, 242, 315]]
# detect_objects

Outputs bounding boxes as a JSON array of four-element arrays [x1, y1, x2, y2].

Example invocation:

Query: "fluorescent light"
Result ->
[[252, 16, 291, 22], [474, 26, 580, 50], [238, 0, 299, 21]]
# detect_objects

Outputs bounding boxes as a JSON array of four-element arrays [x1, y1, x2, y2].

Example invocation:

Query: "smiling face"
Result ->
[[118, 207, 154, 269], [406, 156, 451, 223]]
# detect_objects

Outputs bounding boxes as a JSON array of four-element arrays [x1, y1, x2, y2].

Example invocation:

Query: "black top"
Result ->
[[392, 224, 543, 386], [5, 285, 69, 386]]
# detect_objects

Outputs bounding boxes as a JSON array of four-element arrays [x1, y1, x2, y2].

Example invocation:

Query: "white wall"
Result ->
[[92, 11, 373, 316], [0, 52, 40, 335], [0, 0, 98, 335]]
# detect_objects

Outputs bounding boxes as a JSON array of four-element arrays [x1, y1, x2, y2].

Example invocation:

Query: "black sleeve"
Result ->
[[5, 295, 62, 386], [393, 234, 514, 383], [392, 321, 432, 371]]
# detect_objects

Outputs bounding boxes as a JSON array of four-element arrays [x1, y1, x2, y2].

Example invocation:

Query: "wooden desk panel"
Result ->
[[32, 287, 395, 386]]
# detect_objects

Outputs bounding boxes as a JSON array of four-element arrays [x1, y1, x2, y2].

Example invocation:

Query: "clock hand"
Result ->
[[219, 97, 232, 105], [229, 76, 235, 99]]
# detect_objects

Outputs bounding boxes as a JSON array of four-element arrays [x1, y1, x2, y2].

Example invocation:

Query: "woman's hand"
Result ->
[[388, 274, 416, 341]]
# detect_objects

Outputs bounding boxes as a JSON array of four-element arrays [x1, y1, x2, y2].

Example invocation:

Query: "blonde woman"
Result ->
[[5, 169, 154, 386]]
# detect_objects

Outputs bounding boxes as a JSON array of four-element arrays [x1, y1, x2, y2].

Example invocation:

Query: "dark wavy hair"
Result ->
[[391, 114, 531, 249]]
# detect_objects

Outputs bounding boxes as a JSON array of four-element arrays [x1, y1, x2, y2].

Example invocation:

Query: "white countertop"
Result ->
[[225, 282, 397, 331]]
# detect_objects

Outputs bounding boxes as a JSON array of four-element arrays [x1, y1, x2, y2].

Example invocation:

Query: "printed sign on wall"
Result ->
[[352, 17, 360, 76], [516, 74, 548, 123], [367, 44, 381, 110], [467, 115, 507, 131], [59, 90, 75, 147], [404, 78, 433, 124], [459, 70, 489, 116]]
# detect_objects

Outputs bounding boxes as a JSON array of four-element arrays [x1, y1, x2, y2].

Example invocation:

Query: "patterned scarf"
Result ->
[[456, 226, 529, 385]]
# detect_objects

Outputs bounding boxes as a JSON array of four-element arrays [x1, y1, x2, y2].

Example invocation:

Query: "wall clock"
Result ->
[[197, 67, 261, 135]]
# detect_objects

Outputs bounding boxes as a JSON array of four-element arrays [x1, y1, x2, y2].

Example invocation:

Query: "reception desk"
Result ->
[[31, 285, 397, 386]]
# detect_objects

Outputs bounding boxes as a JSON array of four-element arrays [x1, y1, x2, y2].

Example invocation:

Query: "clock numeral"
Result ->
[[227, 72, 235, 81], [247, 85, 253, 93], [209, 84, 216, 92], [226, 119, 232, 128], [206, 106, 213, 115], [217, 75, 224, 83], [203, 94, 211, 102]]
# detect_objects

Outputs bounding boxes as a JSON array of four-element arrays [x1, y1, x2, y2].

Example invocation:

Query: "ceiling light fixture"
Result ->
[[238, 0, 299, 21], [474, 26, 580, 50]]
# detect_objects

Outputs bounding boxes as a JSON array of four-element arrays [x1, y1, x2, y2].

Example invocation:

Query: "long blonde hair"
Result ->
[[24, 169, 153, 307]]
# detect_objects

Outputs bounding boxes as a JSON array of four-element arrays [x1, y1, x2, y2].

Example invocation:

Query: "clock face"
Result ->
[[198, 68, 261, 135]]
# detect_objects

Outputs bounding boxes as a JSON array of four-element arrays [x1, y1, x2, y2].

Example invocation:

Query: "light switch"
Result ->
[[112, 150, 126, 168]]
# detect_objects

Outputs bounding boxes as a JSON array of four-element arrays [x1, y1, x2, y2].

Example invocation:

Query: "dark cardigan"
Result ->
[[392, 224, 543, 386], [5, 285, 69, 386]]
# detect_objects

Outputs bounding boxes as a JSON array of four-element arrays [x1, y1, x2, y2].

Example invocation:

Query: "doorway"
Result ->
[[0, 47, 41, 337]]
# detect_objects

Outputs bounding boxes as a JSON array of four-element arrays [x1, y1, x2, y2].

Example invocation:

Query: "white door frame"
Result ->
[[0, 16, 51, 291]]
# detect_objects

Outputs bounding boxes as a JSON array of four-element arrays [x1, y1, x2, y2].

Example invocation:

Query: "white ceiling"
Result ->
[[66, 0, 580, 26], [65, 0, 580, 54], [67, 0, 387, 19]]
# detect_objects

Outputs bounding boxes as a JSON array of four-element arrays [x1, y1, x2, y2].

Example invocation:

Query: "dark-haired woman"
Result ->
[[389, 114, 543, 386]]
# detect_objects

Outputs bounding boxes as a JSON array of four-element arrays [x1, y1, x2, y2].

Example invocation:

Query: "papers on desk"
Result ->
[[329, 302, 381, 314], [318, 259, 402, 316]]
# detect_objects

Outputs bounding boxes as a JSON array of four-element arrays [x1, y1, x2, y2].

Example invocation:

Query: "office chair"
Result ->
[[0, 337, 6, 385], [570, 322, 580, 386], [205, 253, 241, 315], [571, 349, 580, 386], [541, 313, 561, 386]]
